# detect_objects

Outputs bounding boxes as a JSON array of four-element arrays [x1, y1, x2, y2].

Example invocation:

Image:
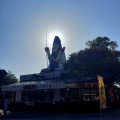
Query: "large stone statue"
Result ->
[[45, 36, 66, 71], [39, 36, 66, 79]]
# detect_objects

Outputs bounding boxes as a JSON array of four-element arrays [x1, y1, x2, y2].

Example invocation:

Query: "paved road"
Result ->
[[0, 108, 120, 120]]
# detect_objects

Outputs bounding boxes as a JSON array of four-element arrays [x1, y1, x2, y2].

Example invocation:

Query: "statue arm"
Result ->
[[56, 50, 62, 61], [52, 50, 62, 62]]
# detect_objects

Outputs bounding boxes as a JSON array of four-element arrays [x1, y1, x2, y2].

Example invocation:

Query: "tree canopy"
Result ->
[[65, 37, 120, 80], [85, 37, 118, 51], [0, 69, 18, 86]]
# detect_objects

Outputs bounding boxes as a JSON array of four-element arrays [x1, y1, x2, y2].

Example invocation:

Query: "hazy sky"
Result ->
[[0, 0, 120, 79]]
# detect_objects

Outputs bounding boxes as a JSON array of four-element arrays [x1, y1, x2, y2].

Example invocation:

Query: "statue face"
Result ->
[[52, 43, 59, 53]]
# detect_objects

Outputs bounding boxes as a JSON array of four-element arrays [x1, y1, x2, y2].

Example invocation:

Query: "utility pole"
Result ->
[[46, 25, 48, 67]]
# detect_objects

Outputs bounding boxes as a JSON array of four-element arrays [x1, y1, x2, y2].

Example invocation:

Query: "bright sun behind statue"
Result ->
[[48, 31, 64, 45]]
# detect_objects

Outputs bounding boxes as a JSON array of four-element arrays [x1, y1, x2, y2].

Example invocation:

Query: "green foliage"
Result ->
[[0, 69, 7, 78], [66, 37, 120, 79], [0, 69, 18, 86], [85, 37, 118, 51], [0, 69, 18, 105]]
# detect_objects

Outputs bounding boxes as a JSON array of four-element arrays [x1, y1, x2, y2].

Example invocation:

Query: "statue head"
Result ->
[[52, 36, 62, 53]]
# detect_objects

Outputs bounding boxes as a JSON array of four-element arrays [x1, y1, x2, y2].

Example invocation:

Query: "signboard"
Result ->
[[3, 99, 8, 115], [108, 87, 115, 103], [98, 76, 107, 109], [24, 85, 36, 90], [36, 82, 65, 89], [2, 82, 65, 91], [2, 85, 24, 91]]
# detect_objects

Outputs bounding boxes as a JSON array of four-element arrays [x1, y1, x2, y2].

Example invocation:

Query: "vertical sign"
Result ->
[[108, 87, 115, 103], [98, 76, 107, 109], [3, 99, 8, 115]]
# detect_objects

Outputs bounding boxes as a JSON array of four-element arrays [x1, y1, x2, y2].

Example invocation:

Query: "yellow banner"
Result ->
[[98, 76, 107, 109]]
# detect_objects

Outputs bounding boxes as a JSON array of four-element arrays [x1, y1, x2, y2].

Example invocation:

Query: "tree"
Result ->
[[0, 69, 18, 106], [0, 69, 18, 86], [65, 37, 120, 79], [0, 69, 7, 86], [0, 69, 7, 78], [5, 71, 18, 85], [85, 37, 118, 51]]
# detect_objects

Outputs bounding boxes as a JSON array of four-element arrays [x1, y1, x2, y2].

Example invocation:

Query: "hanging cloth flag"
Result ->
[[98, 76, 107, 109]]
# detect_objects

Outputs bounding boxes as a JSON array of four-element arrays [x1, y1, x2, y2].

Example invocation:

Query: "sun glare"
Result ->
[[47, 31, 63, 45]]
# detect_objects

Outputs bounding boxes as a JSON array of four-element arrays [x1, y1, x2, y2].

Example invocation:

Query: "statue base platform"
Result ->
[[20, 70, 68, 82], [36, 70, 64, 79]]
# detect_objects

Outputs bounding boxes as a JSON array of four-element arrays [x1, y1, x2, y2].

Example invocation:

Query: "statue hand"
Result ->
[[63, 47, 65, 51], [45, 47, 50, 53]]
